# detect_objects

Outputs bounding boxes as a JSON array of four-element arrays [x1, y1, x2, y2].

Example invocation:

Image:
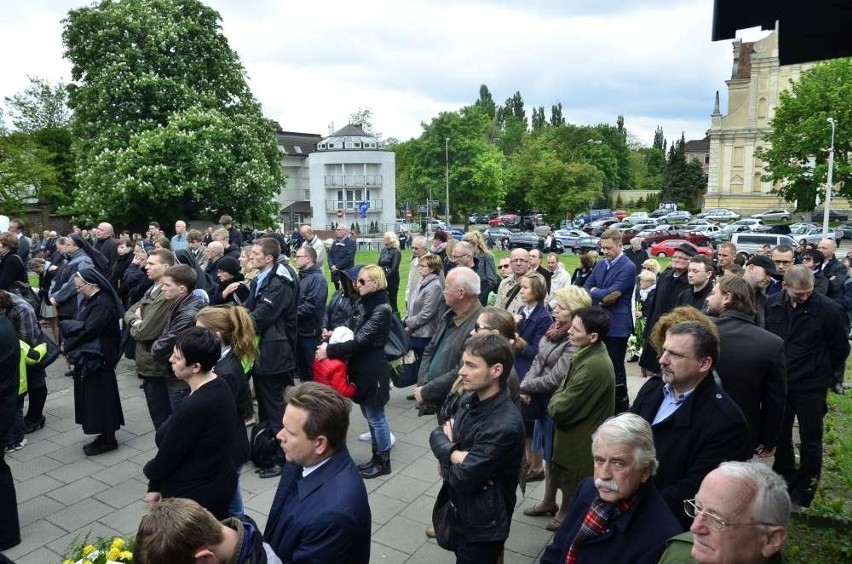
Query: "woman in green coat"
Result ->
[[546, 306, 615, 531]]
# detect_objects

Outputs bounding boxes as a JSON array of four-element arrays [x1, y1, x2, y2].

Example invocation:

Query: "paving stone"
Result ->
[[368, 541, 410, 563], [46, 457, 105, 484], [396, 494, 435, 526], [47, 497, 115, 532], [371, 515, 428, 555], [14, 473, 65, 503], [46, 521, 122, 556], [47, 476, 112, 506], [7, 453, 65, 481], [375, 474, 433, 503], [366, 493, 409, 525], [90, 459, 144, 487], [94, 477, 149, 509], [1, 519, 66, 561], [97, 503, 148, 537], [11, 546, 63, 564], [4, 434, 65, 461], [503, 519, 555, 558], [17, 494, 65, 528], [387, 440, 430, 465], [402, 540, 453, 564]]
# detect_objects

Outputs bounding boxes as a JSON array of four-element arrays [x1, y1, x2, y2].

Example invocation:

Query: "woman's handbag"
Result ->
[[431, 482, 456, 550], [384, 313, 410, 360]]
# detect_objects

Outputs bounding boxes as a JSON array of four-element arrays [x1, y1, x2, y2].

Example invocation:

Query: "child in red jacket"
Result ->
[[313, 327, 356, 398]]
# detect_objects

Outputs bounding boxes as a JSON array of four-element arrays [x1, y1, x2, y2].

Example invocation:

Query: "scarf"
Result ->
[[565, 497, 632, 564], [544, 319, 571, 342], [431, 241, 447, 255], [639, 284, 656, 302]]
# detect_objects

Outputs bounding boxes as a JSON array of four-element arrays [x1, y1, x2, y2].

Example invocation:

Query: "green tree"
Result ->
[[474, 84, 496, 120], [0, 132, 60, 215], [550, 103, 565, 127], [3, 76, 70, 132], [662, 134, 706, 209], [757, 58, 852, 210], [62, 0, 283, 227], [349, 107, 381, 138], [531, 106, 546, 131]]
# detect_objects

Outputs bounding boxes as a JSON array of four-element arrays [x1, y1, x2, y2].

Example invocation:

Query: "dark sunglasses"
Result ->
[[499, 264, 511, 269], [357, 278, 371, 285]]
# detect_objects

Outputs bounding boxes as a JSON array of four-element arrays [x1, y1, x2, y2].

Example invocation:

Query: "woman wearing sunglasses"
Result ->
[[316, 264, 395, 479]]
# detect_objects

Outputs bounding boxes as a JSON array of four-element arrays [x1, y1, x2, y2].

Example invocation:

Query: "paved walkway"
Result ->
[[3, 359, 650, 563]]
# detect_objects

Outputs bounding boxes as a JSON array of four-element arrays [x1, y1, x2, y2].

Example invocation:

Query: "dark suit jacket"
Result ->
[[630, 373, 750, 528], [713, 310, 786, 450], [264, 448, 371, 564], [584, 254, 636, 338], [540, 478, 683, 564]]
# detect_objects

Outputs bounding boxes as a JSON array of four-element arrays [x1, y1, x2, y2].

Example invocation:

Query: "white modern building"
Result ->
[[275, 123, 396, 232]]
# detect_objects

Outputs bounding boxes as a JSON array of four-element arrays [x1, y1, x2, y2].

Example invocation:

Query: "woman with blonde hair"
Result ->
[[378, 231, 402, 312], [571, 251, 598, 287], [519, 285, 592, 529], [195, 305, 256, 516], [317, 264, 394, 479], [641, 258, 661, 276], [463, 231, 499, 304]]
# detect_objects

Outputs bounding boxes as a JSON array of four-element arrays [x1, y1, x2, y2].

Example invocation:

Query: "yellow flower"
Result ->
[[63, 560, 75, 564], [83, 544, 96, 555], [83, 560, 93, 564], [111, 537, 126, 549], [119, 550, 133, 561], [107, 548, 120, 561]]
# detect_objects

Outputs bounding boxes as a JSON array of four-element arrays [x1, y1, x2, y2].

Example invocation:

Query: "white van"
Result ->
[[730, 233, 798, 257]]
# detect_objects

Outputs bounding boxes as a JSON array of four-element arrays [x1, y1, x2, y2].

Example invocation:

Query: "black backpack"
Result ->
[[250, 423, 278, 469]]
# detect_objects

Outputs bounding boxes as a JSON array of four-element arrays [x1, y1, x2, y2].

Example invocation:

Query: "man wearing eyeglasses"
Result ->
[[293, 246, 327, 383], [631, 321, 750, 528], [660, 461, 790, 563], [495, 248, 530, 314], [541, 414, 682, 564], [767, 245, 795, 296]]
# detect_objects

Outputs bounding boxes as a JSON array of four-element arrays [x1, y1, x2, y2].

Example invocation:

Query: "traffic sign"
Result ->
[[359, 201, 369, 219], [427, 199, 440, 207], [336, 209, 343, 218], [417, 205, 428, 213]]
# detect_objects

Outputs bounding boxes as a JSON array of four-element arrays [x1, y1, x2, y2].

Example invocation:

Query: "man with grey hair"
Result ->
[[170, 220, 189, 252], [414, 267, 482, 410], [299, 224, 326, 268], [624, 236, 649, 273], [203, 241, 225, 278], [660, 461, 790, 563], [541, 413, 683, 564]]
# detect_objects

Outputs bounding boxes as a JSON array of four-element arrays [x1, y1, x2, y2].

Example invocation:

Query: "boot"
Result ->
[[360, 450, 391, 479], [358, 445, 379, 471]]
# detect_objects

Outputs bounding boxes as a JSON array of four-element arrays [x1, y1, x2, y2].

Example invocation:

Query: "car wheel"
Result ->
[[783, 216, 790, 221], [656, 252, 667, 258]]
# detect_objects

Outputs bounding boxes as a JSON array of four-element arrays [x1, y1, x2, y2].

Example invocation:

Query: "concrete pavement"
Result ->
[[3, 358, 650, 563]]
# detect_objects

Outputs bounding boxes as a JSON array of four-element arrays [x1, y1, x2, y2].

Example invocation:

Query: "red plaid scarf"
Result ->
[[564, 498, 632, 564]]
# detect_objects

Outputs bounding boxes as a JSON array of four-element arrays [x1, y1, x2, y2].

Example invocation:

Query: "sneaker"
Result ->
[[357, 432, 396, 446], [5, 439, 27, 453]]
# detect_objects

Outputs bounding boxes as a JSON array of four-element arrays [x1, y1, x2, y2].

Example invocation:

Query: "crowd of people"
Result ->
[[0, 218, 849, 563]]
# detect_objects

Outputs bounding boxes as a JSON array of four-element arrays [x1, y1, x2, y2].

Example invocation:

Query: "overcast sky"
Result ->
[[0, 0, 771, 145]]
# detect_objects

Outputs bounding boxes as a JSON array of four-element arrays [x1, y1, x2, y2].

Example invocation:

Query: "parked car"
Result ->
[[483, 227, 513, 247], [729, 218, 769, 232], [795, 228, 839, 246], [789, 223, 817, 235], [688, 224, 722, 235], [507, 232, 565, 253], [613, 210, 629, 220], [751, 208, 792, 221], [625, 212, 650, 224], [650, 239, 713, 258], [643, 229, 710, 247], [730, 233, 800, 257], [665, 210, 693, 224], [813, 209, 849, 222], [648, 209, 670, 218], [699, 208, 741, 221], [836, 223, 852, 240], [572, 236, 601, 254], [467, 212, 489, 224], [554, 229, 585, 247], [450, 228, 465, 241], [488, 214, 520, 227]]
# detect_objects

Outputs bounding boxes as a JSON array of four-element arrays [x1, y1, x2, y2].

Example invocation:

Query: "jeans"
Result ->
[[296, 335, 319, 382], [228, 464, 244, 517], [361, 404, 392, 452]]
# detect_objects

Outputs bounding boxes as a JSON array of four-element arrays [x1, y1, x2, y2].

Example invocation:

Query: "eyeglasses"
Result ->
[[75, 282, 93, 292], [499, 264, 511, 269], [295, 254, 308, 258], [356, 278, 373, 286], [418, 263, 429, 268], [474, 322, 492, 331], [511, 259, 529, 264], [452, 253, 470, 260], [683, 499, 775, 531]]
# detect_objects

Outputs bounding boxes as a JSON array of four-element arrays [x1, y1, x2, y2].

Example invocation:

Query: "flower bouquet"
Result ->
[[62, 534, 134, 564]]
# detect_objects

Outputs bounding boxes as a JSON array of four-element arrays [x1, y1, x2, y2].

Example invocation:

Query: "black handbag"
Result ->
[[432, 482, 456, 550], [384, 312, 410, 360]]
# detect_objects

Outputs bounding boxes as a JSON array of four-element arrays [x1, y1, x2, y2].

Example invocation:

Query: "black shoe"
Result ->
[[65, 369, 75, 377], [358, 447, 379, 471], [258, 465, 283, 479], [832, 383, 845, 395], [360, 450, 391, 479], [83, 436, 118, 456], [406, 394, 415, 401], [23, 416, 46, 434]]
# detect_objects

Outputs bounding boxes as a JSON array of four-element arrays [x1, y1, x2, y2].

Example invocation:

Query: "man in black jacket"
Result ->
[[294, 246, 327, 382], [430, 334, 524, 563], [676, 255, 715, 310], [247, 237, 298, 479], [328, 226, 356, 289], [624, 237, 649, 273], [0, 316, 21, 552], [765, 265, 849, 507], [706, 275, 786, 457], [631, 321, 750, 528], [817, 238, 848, 304]]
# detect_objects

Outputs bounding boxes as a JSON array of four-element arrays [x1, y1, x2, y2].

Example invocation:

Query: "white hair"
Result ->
[[715, 461, 790, 526], [448, 266, 480, 297], [592, 413, 658, 476]]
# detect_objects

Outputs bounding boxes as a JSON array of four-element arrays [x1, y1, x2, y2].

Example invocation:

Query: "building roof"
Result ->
[[685, 137, 710, 153], [276, 131, 322, 157], [318, 123, 385, 152]]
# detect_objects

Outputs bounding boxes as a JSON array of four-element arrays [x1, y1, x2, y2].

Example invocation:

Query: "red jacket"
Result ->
[[313, 358, 356, 398]]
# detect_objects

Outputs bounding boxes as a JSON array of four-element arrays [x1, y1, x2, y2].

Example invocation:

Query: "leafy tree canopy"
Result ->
[[62, 0, 283, 228], [0, 132, 62, 215], [758, 58, 852, 210], [3, 76, 70, 132]]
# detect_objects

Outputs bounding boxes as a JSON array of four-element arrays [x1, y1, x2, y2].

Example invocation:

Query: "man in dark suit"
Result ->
[[9, 218, 30, 262], [631, 321, 750, 528], [706, 275, 786, 457], [265, 383, 371, 563], [0, 316, 21, 551], [624, 237, 649, 273], [585, 229, 636, 413], [328, 226, 356, 290]]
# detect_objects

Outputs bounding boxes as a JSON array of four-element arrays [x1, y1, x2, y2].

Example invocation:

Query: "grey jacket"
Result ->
[[519, 333, 575, 396], [404, 274, 443, 338]]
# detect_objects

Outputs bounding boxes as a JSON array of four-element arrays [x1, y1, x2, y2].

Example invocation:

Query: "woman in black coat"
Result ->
[[378, 232, 402, 312], [143, 327, 238, 520], [61, 268, 124, 456], [0, 232, 27, 291], [316, 264, 393, 479]]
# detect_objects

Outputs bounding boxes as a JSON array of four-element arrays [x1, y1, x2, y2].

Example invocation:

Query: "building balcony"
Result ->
[[324, 174, 383, 187], [325, 200, 384, 213]]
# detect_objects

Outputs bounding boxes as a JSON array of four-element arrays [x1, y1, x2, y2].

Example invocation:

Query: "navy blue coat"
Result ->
[[515, 303, 553, 381], [328, 236, 356, 273], [584, 254, 636, 338], [264, 448, 371, 564], [541, 478, 683, 564]]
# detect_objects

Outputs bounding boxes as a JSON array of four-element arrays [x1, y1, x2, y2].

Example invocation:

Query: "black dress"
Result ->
[[143, 377, 238, 519], [63, 290, 124, 435]]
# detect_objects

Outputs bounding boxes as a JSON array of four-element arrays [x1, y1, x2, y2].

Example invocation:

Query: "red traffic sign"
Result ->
[[337, 209, 343, 218], [405, 210, 412, 218]]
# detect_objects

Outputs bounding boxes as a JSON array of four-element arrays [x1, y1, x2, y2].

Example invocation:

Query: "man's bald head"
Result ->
[[818, 239, 837, 260], [96, 222, 114, 239]]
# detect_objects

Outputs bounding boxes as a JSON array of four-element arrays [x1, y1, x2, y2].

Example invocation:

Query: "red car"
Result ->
[[488, 214, 519, 227], [642, 228, 710, 247], [649, 239, 712, 258]]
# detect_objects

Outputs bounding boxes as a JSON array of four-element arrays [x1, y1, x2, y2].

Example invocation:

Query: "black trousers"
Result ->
[[603, 335, 630, 413], [0, 454, 19, 551], [295, 335, 318, 382], [254, 372, 294, 436], [773, 388, 827, 505]]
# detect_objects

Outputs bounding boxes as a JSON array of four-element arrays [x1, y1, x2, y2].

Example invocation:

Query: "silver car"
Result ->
[[751, 209, 792, 221]]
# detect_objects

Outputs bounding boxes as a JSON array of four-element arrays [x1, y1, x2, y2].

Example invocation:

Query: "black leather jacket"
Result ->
[[248, 264, 298, 377], [429, 387, 525, 543]]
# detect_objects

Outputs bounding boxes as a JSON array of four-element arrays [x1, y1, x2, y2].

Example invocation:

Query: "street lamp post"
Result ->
[[823, 118, 837, 236], [445, 137, 450, 225]]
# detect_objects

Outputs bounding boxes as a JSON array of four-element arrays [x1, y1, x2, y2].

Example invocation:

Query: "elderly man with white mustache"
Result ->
[[540, 413, 683, 564]]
